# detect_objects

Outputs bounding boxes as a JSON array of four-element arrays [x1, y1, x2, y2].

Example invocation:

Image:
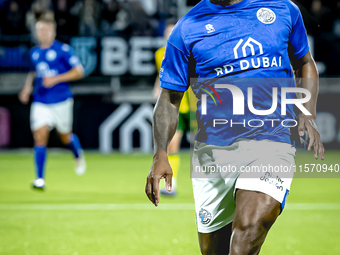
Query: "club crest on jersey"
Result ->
[[257, 8, 276, 24], [205, 24, 215, 33], [46, 50, 57, 61], [199, 208, 212, 225]]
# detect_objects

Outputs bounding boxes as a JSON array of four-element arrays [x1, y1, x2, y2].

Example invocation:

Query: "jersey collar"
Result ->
[[205, 0, 251, 12]]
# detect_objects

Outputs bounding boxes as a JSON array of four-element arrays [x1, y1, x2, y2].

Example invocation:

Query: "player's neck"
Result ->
[[40, 41, 54, 49], [209, 0, 243, 7]]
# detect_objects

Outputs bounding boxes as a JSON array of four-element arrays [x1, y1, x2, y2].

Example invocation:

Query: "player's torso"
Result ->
[[31, 42, 72, 104], [183, 0, 294, 79], [31, 43, 69, 79], [178, 0, 299, 146]]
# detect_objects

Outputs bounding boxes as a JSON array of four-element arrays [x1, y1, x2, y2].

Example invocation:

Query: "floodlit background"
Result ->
[[0, 0, 340, 254]]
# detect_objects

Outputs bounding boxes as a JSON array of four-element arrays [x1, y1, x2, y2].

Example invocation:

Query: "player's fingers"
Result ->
[[308, 133, 315, 152], [298, 118, 305, 137], [317, 137, 325, 160], [313, 141, 319, 159], [165, 173, 173, 192], [319, 143, 325, 160], [145, 182, 153, 203], [145, 177, 155, 204], [152, 177, 160, 207]]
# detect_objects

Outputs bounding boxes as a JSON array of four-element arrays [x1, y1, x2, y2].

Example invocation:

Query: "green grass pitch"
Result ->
[[0, 150, 340, 255]]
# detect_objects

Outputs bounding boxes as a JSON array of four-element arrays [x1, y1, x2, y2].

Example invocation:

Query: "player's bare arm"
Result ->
[[43, 65, 84, 88], [153, 77, 161, 100], [19, 71, 36, 104], [145, 88, 184, 206], [291, 51, 325, 160]]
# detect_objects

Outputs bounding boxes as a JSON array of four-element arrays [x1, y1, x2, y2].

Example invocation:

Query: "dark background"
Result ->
[[0, 0, 339, 150]]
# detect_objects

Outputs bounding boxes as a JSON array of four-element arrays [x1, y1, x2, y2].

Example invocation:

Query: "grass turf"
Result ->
[[0, 150, 339, 255]]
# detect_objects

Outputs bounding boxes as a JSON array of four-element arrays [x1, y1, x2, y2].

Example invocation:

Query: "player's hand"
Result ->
[[298, 114, 325, 160], [18, 87, 32, 104], [43, 76, 59, 88], [145, 150, 172, 206]]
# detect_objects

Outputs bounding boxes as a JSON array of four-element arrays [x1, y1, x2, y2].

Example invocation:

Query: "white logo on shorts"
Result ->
[[257, 8, 276, 24], [199, 208, 212, 225]]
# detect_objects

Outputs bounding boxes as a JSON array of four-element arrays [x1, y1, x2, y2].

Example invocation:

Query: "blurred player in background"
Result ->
[[153, 21, 191, 196], [19, 16, 86, 191]]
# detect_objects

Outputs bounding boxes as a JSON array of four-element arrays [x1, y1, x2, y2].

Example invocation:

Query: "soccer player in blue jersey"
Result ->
[[19, 17, 86, 191], [146, 0, 325, 254]]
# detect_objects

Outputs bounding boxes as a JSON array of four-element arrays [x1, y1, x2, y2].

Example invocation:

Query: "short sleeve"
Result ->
[[60, 44, 81, 71], [287, 2, 310, 59], [160, 21, 191, 92]]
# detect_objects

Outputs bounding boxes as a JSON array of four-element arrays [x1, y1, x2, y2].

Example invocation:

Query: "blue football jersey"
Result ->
[[29, 41, 81, 104], [160, 0, 310, 146]]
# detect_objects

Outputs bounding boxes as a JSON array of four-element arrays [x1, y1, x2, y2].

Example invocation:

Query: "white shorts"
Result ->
[[30, 98, 74, 133], [192, 139, 296, 233]]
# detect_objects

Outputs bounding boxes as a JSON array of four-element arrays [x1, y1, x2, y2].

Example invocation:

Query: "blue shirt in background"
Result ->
[[29, 41, 81, 104]]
